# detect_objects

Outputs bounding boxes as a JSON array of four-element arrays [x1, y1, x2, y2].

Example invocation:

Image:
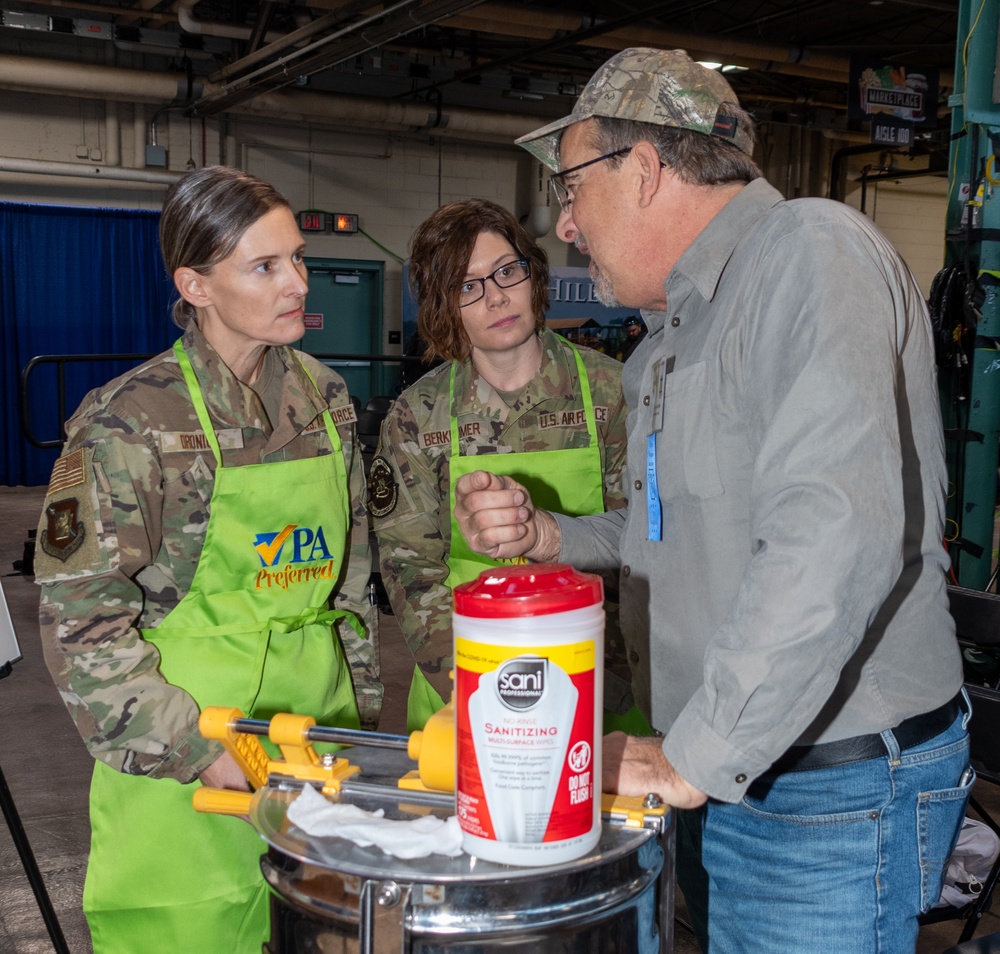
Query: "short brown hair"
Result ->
[[408, 199, 549, 362], [160, 166, 291, 328]]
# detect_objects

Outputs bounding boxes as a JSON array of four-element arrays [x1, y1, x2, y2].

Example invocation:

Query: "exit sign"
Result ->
[[298, 211, 329, 232]]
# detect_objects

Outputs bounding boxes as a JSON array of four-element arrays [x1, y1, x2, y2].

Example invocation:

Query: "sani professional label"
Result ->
[[455, 637, 596, 847]]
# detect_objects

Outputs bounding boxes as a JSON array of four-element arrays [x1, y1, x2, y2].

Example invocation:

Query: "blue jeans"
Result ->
[[676, 700, 972, 953]]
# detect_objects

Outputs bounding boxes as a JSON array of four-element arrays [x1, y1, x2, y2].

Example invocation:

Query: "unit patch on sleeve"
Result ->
[[41, 497, 85, 561], [366, 456, 398, 518]]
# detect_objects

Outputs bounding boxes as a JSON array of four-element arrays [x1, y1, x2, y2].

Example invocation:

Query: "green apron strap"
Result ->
[[449, 344, 598, 454], [564, 340, 599, 448], [244, 606, 365, 716], [294, 353, 344, 456], [174, 338, 223, 465], [261, 605, 365, 641], [449, 361, 461, 457]]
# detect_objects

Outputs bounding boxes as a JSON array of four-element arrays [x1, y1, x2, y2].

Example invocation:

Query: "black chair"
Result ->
[[356, 408, 385, 460], [924, 585, 1000, 944], [364, 395, 394, 416], [356, 396, 394, 465]]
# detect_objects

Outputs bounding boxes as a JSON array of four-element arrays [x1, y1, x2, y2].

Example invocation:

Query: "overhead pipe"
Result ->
[[103, 44, 121, 168], [133, 103, 146, 167], [445, 8, 846, 71], [105, 101, 120, 166], [176, 0, 285, 43], [442, 5, 954, 89], [0, 45, 897, 162], [0, 155, 180, 183], [17, 0, 952, 91], [24, 0, 175, 22], [0, 52, 540, 143], [241, 86, 536, 141], [525, 159, 551, 238], [0, 54, 187, 103]]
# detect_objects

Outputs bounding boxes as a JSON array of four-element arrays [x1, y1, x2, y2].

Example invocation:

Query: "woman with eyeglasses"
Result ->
[[370, 198, 638, 733]]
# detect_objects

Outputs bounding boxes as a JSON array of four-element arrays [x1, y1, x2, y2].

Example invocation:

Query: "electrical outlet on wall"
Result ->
[[75, 145, 88, 159]]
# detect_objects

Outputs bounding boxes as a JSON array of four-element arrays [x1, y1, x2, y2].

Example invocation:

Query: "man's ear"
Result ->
[[632, 141, 664, 208], [174, 267, 210, 309]]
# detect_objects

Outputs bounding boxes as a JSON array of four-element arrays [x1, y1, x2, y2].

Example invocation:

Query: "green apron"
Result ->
[[84, 339, 362, 954], [407, 343, 604, 731]]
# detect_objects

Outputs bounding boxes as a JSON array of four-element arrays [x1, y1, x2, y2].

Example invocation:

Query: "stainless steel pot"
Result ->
[[252, 746, 674, 954]]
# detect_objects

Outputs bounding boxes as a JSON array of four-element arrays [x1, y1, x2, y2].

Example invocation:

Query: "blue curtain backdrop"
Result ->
[[0, 202, 178, 486]]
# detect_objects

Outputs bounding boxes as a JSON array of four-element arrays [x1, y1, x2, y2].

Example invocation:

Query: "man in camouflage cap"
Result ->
[[456, 47, 968, 952], [516, 46, 753, 169]]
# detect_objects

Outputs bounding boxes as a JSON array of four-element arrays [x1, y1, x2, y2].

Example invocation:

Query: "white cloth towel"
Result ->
[[285, 784, 464, 859]]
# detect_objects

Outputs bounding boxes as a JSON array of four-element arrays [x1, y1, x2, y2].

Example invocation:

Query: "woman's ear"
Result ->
[[174, 267, 210, 309]]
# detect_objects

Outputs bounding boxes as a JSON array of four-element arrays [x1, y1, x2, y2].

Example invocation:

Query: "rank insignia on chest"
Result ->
[[42, 498, 86, 561], [366, 456, 398, 518]]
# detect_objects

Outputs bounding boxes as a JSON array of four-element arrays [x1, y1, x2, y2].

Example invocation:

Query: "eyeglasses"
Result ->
[[458, 259, 531, 307], [549, 148, 632, 211]]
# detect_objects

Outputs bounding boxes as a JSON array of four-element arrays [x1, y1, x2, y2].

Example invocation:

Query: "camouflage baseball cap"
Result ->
[[516, 47, 752, 169]]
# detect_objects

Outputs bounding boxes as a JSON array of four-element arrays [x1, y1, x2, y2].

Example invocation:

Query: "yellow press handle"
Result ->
[[199, 706, 270, 789], [406, 699, 455, 793], [192, 786, 254, 816]]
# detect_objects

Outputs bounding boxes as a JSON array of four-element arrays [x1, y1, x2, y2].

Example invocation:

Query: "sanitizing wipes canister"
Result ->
[[453, 563, 604, 866]]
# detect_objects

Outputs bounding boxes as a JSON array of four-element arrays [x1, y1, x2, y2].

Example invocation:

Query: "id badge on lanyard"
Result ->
[[647, 355, 674, 542]]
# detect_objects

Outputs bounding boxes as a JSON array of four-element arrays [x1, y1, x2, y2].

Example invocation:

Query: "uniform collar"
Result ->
[[180, 323, 325, 442], [454, 327, 581, 413]]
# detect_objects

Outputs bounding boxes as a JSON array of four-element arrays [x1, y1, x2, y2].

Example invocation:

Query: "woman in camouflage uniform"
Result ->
[[371, 198, 642, 734], [35, 166, 379, 954]]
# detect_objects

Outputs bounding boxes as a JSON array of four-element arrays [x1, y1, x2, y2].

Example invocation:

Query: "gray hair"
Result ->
[[588, 112, 761, 186]]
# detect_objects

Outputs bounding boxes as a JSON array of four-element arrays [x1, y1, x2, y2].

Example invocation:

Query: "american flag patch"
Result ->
[[48, 448, 86, 494]]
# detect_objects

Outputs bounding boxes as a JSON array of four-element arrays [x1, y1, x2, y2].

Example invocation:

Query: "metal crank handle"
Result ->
[[228, 716, 410, 752]]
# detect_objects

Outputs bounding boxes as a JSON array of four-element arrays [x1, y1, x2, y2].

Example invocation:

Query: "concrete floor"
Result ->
[[0, 483, 997, 953]]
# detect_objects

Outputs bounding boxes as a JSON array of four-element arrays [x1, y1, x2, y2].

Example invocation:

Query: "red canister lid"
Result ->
[[452, 563, 603, 618]]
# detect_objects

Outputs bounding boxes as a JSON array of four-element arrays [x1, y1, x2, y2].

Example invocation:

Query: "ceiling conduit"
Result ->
[[0, 52, 541, 141], [8, 0, 952, 91], [176, 0, 286, 43], [0, 155, 181, 182], [446, 6, 846, 75], [442, 5, 955, 89]]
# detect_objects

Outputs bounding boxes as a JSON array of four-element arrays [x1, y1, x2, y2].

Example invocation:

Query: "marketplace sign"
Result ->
[[848, 58, 939, 129]]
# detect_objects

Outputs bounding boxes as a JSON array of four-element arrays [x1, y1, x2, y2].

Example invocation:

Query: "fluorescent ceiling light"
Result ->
[[697, 61, 749, 74]]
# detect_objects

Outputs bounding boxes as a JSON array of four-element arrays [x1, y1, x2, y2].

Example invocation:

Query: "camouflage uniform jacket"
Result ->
[[372, 328, 628, 702], [36, 322, 380, 783]]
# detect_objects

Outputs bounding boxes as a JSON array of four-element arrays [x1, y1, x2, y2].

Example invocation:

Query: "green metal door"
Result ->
[[298, 258, 386, 407]]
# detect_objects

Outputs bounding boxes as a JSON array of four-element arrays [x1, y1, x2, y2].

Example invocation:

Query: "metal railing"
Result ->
[[20, 351, 422, 449]]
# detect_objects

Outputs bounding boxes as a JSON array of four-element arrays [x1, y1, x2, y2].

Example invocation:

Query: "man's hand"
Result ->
[[603, 732, 708, 809], [453, 471, 560, 562]]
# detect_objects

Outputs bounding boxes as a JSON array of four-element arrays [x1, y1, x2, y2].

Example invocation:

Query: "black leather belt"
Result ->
[[766, 693, 964, 776]]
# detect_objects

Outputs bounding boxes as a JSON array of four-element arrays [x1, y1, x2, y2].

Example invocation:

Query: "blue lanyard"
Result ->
[[646, 434, 662, 541]]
